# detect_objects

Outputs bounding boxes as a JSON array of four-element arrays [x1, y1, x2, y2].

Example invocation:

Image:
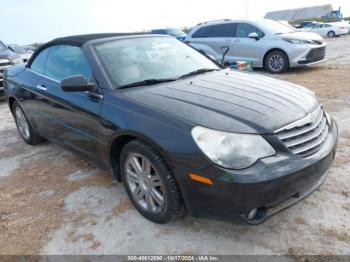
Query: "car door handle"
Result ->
[[36, 84, 47, 91], [233, 39, 241, 43]]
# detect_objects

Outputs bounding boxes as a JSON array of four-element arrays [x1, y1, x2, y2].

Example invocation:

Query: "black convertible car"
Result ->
[[4, 33, 337, 224]]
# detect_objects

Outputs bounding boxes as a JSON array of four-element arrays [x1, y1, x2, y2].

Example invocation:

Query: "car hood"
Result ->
[[123, 70, 319, 134], [280, 31, 324, 42]]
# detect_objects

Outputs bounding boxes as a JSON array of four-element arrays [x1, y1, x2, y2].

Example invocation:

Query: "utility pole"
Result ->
[[245, 1, 248, 19]]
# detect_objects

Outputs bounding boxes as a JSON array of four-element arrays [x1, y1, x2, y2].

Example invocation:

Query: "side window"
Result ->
[[30, 48, 49, 74], [210, 23, 237, 37], [237, 23, 264, 38], [192, 26, 211, 38], [152, 30, 165, 34], [45, 45, 93, 82]]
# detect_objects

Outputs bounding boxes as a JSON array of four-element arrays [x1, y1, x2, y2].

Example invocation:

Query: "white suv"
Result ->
[[186, 19, 327, 73]]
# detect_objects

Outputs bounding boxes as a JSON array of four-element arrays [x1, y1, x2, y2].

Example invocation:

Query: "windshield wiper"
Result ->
[[177, 68, 219, 79], [118, 78, 176, 89]]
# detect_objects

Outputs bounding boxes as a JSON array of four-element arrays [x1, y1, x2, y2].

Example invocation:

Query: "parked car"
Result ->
[[4, 34, 337, 224], [301, 23, 346, 38], [328, 21, 350, 34], [185, 19, 327, 73], [9, 45, 34, 63], [0, 40, 23, 99], [151, 28, 187, 41]]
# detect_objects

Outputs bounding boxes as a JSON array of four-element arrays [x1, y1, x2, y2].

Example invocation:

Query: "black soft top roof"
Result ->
[[27, 33, 150, 67], [46, 33, 151, 47]]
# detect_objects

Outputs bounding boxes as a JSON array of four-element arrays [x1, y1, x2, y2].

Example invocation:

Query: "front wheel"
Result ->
[[12, 101, 45, 145], [120, 140, 184, 223], [264, 50, 289, 74]]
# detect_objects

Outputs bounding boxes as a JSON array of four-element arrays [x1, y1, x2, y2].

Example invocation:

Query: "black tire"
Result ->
[[264, 50, 289, 74], [120, 139, 184, 223], [12, 101, 46, 145], [327, 31, 335, 38]]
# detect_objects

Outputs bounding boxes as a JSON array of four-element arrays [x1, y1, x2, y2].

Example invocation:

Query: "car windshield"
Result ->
[[305, 23, 318, 28], [93, 36, 219, 88], [259, 20, 297, 34], [0, 41, 8, 51]]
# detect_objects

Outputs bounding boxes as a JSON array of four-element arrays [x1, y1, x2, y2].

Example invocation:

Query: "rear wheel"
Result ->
[[12, 101, 45, 145], [120, 140, 184, 223], [327, 31, 335, 38], [264, 50, 289, 74]]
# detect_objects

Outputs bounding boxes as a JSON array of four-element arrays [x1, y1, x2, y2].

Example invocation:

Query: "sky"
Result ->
[[1, 0, 349, 45]]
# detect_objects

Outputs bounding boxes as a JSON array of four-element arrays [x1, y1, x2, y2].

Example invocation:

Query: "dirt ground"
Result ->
[[0, 35, 349, 256]]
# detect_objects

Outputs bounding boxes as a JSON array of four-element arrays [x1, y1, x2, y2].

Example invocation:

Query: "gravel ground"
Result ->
[[0, 35, 349, 256]]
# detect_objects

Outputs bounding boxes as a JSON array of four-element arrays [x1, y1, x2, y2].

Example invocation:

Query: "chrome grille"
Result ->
[[275, 107, 329, 157]]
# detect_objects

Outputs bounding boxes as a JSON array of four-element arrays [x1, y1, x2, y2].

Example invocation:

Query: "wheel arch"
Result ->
[[109, 130, 173, 182]]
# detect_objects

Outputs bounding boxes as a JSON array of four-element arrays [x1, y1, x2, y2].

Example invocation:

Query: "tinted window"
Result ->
[[210, 23, 237, 37], [30, 48, 49, 74], [152, 29, 166, 34], [193, 24, 237, 38], [237, 23, 264, 38], [192, 26, 211, 38], [45, 45, 92, 81]]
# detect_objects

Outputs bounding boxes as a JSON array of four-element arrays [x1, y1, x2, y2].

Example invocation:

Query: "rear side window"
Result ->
[[192, 26, 211, 38], [44, 45, 93, 82], [237, 23, 264, 38], [30, 48, 49, 74], [192, 24, 237, 38], [210, 23, 237, 37]]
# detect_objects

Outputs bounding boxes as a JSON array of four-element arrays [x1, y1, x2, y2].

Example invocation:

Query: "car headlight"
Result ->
[[10, 58, 23, 64], [282, 38, 314, 44], [191, 126, 276, 169]]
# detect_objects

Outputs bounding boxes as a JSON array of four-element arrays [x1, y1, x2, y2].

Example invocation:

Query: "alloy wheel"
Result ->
[[124, 153, 165, 214], [15, 106, 30, 140], [268, 54, 284, 72]]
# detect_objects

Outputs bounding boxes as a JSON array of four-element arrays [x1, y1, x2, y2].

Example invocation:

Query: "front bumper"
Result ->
[[174, 119, 338, 224], [0, 71, 5, 99], [289, 43, 327, 67], [0, 64, 11, 99]]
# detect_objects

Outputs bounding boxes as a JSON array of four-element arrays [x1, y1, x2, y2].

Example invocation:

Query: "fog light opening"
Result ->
[[247, 208, 258, 220]]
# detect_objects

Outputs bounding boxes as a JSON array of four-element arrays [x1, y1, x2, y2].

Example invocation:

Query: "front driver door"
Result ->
[[34, 45, 104, 161], [231, 23, 264, 67]]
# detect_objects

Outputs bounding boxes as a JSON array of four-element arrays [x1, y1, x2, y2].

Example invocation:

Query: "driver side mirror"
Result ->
[[248, 32, 260, 40], [61, 75, 97, 92]]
